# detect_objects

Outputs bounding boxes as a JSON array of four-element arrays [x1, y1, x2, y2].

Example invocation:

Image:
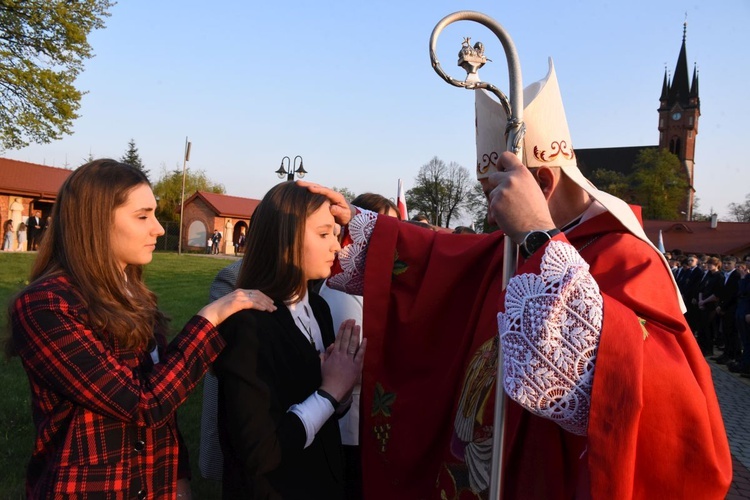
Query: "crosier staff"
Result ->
[[429, 11, 525, 500]]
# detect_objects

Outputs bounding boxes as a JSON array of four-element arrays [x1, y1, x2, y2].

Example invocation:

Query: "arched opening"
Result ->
[[232, 220, 249, 256], [188, 220, 208, 248]]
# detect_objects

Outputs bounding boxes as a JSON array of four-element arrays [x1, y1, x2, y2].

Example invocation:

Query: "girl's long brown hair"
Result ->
[[237, 182, 327, 303], [8, 159, 167, 355]]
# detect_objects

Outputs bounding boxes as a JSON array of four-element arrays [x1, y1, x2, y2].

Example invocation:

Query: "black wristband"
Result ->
[[520, 229, 561, 259], [316, 389, 340, 410]]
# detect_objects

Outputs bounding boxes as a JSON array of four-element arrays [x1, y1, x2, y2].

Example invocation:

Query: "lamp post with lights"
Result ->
[[275, 155, 307, 181]]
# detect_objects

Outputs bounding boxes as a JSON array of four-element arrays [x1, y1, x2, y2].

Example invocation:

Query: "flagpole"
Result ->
[[430, 12, 524, 499], [178, 137, 191, 255], [657, 229, 666, 253], [397, 178, 408, 220]]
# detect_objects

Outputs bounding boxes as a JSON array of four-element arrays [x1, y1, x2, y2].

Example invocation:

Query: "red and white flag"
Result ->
[[397, 179, 408, 220]]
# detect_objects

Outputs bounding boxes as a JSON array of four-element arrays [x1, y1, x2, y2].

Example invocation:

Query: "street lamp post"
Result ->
[[178, 138, 191, 255], [275, 155, 307, 181]]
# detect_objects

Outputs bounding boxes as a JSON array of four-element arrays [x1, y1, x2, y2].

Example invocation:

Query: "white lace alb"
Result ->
[[498, 240, 602, 436], [329, 215, 603, 436], [327, 209, 378, 296]]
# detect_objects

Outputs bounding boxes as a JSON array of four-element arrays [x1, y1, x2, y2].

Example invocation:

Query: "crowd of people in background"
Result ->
[[668, 250, 750, 376], [1, 211, 49, 252]]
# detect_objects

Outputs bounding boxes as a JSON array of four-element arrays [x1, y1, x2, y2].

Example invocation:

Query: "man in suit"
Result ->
[[715, 256, 742, 364], [26, 210, 42, 250], [681, 255, 704, 333]]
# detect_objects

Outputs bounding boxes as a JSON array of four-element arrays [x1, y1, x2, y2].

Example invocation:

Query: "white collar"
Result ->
[[286, 293, 323, 352]]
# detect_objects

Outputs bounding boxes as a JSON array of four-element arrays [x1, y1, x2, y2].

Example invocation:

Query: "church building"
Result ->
[[576, 23, 699, 221]]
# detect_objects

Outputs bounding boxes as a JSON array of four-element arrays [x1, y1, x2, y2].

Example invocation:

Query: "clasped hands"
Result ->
[[320, 319, 366, 405]]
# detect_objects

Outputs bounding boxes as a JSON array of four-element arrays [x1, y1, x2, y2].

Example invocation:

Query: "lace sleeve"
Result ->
[[326, 209, 379, 295], [497, 240, 602, 436]]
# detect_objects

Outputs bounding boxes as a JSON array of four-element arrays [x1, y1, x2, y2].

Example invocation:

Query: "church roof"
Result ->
[[644, 220, 750, 257], [0, 157, 73, 200], [186, 191, 260, 218], [663, 23, 699, 110], [668, 26, 692, 107], [575, 145, 658, 177]]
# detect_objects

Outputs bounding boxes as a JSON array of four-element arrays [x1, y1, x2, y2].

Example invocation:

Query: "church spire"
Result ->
[[657, 19, 700, 222], [660, 66, 669, 102], [668, 22, 691, 106], [690, 63, 699, 99]]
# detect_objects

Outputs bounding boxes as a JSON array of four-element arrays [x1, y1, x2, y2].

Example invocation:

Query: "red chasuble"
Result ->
[[356, 210, 731, 499]]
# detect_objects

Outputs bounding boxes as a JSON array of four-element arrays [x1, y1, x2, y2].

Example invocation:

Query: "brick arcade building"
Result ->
[[0, 158, 72, 250], [181, 191, 260, 254]]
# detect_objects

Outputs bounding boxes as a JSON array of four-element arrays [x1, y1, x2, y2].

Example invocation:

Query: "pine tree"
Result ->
[[120, 139, 150, 180]]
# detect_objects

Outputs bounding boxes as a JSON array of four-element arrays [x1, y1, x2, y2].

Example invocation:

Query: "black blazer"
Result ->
[[684, 266, 704, 302], [215, 291, 344, 500], [718, 270, 741, 311], [699, 271, 723, 310], [26, 216, 41, 236]]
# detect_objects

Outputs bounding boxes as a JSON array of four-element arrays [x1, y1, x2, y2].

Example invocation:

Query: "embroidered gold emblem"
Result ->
[[533, 140, 575, 163], [393, 250, 408, 276], [476, 151, 499, 175], [373, 423, 392, 453], [372, 382, 397, 453]]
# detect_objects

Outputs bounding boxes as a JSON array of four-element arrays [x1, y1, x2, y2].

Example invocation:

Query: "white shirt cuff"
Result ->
[[288, 392, 336, 448]]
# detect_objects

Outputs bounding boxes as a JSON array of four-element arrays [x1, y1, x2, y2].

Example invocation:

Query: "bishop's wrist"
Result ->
[[519, 229, 561, 259]]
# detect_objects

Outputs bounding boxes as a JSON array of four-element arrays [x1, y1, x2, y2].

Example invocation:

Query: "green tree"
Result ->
[[120, 139, 150, 180], [332, 186, 356, 201], [406, 156, 473, 227], [588, 168, 630, 200], [0, 0, 114, 150], [629, 149, 688, 220], [152, 164, 225, 222], [727, 193, 750, 222]]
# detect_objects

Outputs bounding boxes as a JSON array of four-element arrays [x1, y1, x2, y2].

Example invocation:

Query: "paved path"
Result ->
[[709, 359, 750, 499]]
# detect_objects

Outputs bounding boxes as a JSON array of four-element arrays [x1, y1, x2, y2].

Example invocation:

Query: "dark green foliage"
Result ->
[[152, 165, 226, 222], [629, 148, 688, 220], [120, 139, 149, 180], [0, 0, 114, 149], [589, 168, 630, 200]]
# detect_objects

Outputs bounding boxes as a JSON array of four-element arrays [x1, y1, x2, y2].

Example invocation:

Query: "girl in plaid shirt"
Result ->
[[8, 159, 275, 499]]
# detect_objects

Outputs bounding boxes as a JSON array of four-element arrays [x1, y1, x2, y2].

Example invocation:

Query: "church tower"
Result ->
[[658, 22, 700, 221]]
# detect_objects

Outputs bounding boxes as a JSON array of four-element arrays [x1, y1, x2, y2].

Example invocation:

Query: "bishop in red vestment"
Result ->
[[313, 57, 731, 500]]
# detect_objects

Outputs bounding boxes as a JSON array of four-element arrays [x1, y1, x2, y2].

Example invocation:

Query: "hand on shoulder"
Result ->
[[197, 289, 276, 326]]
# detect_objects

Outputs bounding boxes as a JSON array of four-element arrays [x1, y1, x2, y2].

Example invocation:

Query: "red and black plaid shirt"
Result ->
[[11, 275, 225, 499]]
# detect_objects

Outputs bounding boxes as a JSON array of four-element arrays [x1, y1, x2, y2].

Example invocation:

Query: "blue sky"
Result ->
[[6, 0, 749, 221]]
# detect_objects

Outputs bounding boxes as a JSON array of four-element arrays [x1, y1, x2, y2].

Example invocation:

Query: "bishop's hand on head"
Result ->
[[296, 180, 355, 226], [486, 152, 556, 245]]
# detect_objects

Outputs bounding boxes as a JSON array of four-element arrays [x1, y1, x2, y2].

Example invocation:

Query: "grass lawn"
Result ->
[[0, 252, 238, 499]]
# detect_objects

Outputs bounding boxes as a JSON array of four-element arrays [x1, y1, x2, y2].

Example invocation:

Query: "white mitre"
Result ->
[[475, 58, 685, 312]]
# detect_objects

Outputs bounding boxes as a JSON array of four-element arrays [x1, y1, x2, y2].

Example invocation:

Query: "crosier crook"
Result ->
[[429, 11, 525, 499]]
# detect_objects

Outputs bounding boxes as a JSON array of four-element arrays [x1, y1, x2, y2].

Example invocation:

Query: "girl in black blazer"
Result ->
[[697, 257, 724, 355], [215, 182, 366, 499]]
